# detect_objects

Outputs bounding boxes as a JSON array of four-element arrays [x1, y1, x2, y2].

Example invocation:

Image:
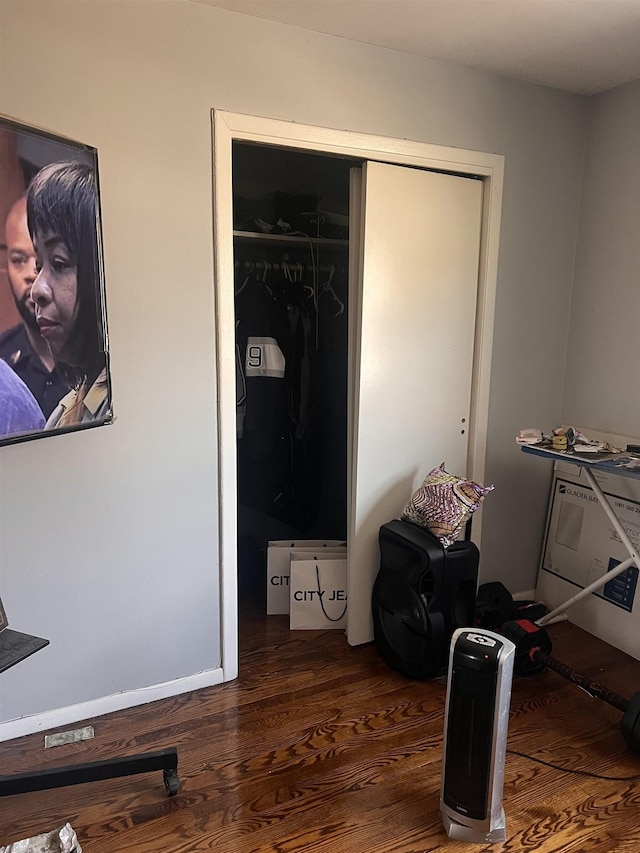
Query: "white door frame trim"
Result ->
[[211, 110, 504, 681]]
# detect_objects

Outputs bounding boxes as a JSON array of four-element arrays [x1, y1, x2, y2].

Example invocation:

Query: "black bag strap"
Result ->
[[315, 563, 347, 623]]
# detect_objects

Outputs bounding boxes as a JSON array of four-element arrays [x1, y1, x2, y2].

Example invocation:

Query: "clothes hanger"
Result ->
[[261, 260, 276, 295], [235, 273, 251, 296], [321, 265, 344, 316]]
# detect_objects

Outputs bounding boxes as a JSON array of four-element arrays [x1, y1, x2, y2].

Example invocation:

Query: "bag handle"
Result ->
[[315, 563, 347, 623]]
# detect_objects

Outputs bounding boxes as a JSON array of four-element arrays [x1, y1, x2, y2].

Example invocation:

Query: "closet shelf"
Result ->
[[233, 230, 348, 247]]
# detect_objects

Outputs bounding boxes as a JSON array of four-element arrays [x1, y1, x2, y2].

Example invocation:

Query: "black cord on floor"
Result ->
[[507, 749, 640, 781]]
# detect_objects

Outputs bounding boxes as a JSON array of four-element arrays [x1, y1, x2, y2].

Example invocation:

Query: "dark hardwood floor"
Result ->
[[2, 597, 640, 852]]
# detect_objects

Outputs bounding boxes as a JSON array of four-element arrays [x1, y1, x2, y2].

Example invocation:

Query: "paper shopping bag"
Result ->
[[289, 555, 348, 630], [266, 539, 346, 614]]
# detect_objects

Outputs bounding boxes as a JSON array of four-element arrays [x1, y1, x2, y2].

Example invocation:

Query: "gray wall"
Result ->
[[563, 80, 640, 438], [0, 0, 596, 727]]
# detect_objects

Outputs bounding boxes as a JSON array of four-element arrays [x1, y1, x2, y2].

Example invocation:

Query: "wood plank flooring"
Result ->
[[2, 599, 640, 852]]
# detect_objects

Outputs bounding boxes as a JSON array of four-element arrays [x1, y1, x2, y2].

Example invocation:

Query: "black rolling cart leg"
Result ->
[[0, 747, 181, 797]]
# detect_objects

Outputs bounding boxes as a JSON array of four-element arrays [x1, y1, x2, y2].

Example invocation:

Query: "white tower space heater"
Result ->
[[440, 628, 515, 844]]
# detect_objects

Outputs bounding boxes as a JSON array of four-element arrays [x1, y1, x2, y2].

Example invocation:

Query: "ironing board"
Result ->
[[521, 444, 640, 626]]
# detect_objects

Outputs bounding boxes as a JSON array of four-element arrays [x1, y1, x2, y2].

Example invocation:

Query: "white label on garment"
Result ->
[[245, 336, 285, 378]]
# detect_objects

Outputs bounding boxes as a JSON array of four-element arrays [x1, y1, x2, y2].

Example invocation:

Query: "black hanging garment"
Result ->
[[235, 273, 315, 530], [235, 274, 291, 517], [267, 276, 315, 530], [307, 270, 349, 539]]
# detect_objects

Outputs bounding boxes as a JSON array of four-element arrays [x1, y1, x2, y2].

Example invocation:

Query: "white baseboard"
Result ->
[[0, 666, 225, 743]]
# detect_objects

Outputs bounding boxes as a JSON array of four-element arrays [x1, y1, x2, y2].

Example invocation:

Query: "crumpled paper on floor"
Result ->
[[0, 823, 81, 853]]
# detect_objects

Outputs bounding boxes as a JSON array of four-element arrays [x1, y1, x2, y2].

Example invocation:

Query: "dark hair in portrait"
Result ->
[[27, 160, 105, 389]]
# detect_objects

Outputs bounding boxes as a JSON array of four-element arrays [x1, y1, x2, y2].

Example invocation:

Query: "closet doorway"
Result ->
[[212, 111, 505, 678], [232, 142, 356, 614]]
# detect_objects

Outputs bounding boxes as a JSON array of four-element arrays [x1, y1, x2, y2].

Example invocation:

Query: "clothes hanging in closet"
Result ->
[[235, 271, 314, 530], [307, 269, 349, 538], [235, 261, 348, 536]]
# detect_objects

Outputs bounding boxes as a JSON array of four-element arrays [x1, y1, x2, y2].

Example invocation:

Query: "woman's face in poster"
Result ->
[[31, 228, 79, 361]]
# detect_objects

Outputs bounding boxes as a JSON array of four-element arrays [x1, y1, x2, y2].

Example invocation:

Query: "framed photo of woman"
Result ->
[[0, 114, 111, 446]]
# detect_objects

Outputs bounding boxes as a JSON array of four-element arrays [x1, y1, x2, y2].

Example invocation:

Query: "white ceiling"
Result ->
[[194, 0, 640, 95]]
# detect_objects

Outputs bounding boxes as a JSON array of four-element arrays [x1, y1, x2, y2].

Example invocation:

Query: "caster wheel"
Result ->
[[163, 769, 181, 796]]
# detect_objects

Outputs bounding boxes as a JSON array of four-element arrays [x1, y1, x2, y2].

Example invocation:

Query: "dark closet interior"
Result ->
[[232, 142, 359, 607]]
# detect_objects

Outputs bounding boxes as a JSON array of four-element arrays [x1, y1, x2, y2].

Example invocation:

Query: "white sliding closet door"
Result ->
[[347, 161, 483, 646]]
